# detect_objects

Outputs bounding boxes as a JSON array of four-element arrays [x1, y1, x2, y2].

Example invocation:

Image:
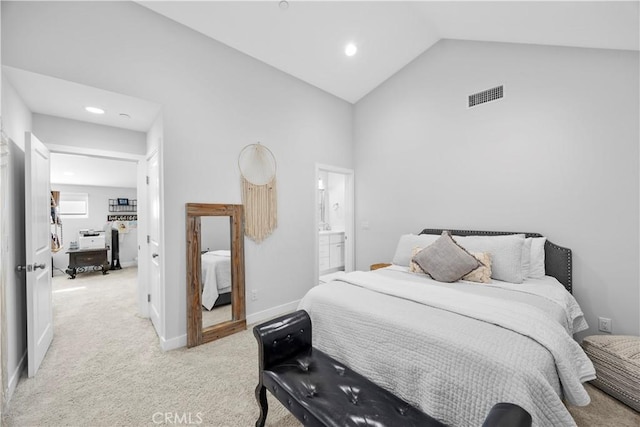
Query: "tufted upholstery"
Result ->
[[264, 347, 443, 427], [254, 310, 532, 427]]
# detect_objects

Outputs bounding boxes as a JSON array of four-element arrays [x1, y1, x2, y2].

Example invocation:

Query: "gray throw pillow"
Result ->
[[413, 231, 480, 283]]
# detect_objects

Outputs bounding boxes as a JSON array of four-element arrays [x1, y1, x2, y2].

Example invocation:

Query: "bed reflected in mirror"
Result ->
[[186, 203, 246, 347], [200, 216, 233, 330]]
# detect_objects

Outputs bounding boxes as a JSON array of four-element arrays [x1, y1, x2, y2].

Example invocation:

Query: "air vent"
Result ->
[[468, 85, 503, 108]]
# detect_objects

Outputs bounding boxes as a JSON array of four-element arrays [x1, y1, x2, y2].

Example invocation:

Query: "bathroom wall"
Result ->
[[318, 171, 346, 231], [327, 172, 346, 231]]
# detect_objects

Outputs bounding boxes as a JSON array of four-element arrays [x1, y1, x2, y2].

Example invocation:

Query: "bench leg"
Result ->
[[255, 384, 268, 427]]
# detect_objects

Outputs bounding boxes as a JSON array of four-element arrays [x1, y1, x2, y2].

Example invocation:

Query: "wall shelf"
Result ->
[[51, 191, 63, 252], [108, 199, 137, 213]]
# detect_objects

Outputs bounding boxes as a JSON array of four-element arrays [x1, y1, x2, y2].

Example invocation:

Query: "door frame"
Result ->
[[0, 131, 8, 410], [46, 144, 149, 317], [315, 164, 355, 281]]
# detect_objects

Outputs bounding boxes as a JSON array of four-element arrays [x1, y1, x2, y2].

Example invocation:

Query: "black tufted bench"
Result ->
[[253, 310, 532, 427]]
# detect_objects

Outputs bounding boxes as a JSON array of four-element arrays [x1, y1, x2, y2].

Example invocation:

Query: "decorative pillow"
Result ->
[[453, 234, 526, 283], [412, 231, 479, 283], [409, 247, 426, 273], [528, 237, 547, 278], [463, 252, 492, 283], [392, 234, 439, 267]]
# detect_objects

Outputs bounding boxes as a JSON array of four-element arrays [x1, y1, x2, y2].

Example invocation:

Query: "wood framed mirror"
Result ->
[[186, 203, 246, 347]]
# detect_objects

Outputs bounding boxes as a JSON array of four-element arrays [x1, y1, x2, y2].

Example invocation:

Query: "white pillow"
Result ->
[[521, 238, 532, 278], [453, 234, 526, 283], [392, 234, 440, 267], [528, 237, 547, 278]]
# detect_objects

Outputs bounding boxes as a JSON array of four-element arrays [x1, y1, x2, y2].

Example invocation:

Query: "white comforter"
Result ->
[[201, 250, 231, 310], [298, 269, 595, 427]]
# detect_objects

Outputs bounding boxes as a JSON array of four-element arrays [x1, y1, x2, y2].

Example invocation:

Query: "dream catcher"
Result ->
[[238, 143, 277, 243]]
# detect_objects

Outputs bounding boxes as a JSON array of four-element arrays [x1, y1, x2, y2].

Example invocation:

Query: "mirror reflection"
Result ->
[[186, 203, 246, 348], [200, 216, 232, 329]]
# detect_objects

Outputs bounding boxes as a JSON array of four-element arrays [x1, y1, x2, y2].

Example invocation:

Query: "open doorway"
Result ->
[[315, 164, 355, 284], [50, 152, 140, 279], [46, 146, 151, 317], [1, 68, 165, 407]]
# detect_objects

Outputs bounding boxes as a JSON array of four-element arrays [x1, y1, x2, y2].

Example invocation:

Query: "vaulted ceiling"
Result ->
[[139, 1, 640, 103], [7, 1, 638, 188]]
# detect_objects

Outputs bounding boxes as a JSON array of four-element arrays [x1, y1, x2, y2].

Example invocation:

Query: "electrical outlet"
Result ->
[[251, 290, 258, 301], [598, 317, 612, 333]]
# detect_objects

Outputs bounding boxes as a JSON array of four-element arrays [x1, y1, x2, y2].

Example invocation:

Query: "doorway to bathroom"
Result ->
[[315, 164, 354, 284]]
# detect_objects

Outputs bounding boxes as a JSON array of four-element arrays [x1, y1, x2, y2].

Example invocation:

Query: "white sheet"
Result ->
[[469, 276, 589, 335], [298, 269, 595, 426], [201, 250, 231, 310], [385, 264, 589, 335]]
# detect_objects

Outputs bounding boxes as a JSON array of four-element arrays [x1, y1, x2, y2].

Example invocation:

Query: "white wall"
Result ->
[[1, 79, 30, 152], [2, 1, 353, 346], [201, 216, 231, 252], [0, 76, 31, 400], [354, 39, 639, 339], [50, 184, 138, 275], [33, 114, 146, 156]]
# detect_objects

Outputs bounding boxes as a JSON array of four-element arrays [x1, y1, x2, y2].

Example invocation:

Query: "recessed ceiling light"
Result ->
[[85, 106, 105, 114], [345, 43, 358, 57], [279, 1, 289, 10], [63, 171, 75, 176]]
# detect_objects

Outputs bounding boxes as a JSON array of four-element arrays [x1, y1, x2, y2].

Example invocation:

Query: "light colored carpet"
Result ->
[[2, 268, 299, 427], [568, 383, 640, 427], [3, 268, 638, 426], [202, 304, 232, 329]]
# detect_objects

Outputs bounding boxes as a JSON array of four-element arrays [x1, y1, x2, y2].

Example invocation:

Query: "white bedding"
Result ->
[[386, 264, 589, 335], [201, 250, 231, 310], [298, 268, 595, 426]]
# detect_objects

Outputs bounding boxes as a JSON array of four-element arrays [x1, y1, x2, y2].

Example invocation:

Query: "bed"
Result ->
[[298, 229, 595, 427], [201, 250, 232, 310]]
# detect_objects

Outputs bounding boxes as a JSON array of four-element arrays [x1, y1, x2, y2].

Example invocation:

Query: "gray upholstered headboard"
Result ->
[[418, 229, 573, 293]]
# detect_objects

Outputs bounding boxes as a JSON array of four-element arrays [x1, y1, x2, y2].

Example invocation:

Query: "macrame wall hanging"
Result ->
[[238, 143, 277, 243]]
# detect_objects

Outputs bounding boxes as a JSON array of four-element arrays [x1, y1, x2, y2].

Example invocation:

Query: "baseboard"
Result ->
[[6, 351, 26, 402], [246, 300, 300, 326], [160, 334, 186, 351], [160, 300, 300, 351]]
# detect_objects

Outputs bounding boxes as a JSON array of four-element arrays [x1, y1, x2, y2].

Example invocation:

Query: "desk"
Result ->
[[65, 248, 109, 279]]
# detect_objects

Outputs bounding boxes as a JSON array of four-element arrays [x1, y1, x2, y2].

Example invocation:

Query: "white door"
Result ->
[[147, 149, 162, 334], [25, 133, 53, 377]]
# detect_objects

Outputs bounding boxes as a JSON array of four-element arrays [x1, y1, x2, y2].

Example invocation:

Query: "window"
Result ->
[[58, 192, 89, 218]]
